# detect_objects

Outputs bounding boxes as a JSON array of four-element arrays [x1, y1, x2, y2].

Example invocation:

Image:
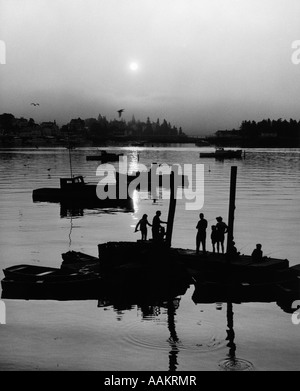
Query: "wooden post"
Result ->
[[166, 171, 176, 248], [226, 166, 237, 256]]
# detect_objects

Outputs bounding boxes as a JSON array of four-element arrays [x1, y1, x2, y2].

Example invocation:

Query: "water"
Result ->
[[0, 146, 299, 371]]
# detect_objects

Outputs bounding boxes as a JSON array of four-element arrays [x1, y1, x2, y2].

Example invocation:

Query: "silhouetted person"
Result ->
[[196, 213, 208, 254], [227, 240, 240, 260], [135, 214, 152, 241], [251, 243, 263, 262], [216, 216, 228, 254], [152, 210, 167, 242], [211, 225, 218, 253]]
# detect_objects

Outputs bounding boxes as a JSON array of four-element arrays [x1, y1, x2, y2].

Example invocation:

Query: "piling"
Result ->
[[226, 166, 237, 257], [165, 171, 176, 248]]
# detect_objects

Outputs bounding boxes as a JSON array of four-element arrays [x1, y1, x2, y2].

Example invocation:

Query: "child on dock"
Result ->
[[211, 225, 218, 253], [135, 214, 152, 241]]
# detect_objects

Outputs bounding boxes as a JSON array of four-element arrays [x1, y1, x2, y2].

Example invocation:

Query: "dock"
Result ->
[[2, 166, 299, 309]]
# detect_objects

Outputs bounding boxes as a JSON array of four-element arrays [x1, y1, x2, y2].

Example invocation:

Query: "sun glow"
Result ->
[[129, 62, 139, 71]]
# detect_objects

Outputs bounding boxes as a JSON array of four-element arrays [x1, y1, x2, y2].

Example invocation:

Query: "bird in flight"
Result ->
[[30, 103, 40, 106], [117, 109, 124, 118]]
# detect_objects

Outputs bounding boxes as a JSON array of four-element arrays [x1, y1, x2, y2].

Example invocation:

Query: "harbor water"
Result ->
[[0, 146, 299, 371]]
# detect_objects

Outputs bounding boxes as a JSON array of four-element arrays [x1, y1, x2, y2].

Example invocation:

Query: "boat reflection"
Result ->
[[59, 203, 134, 218]]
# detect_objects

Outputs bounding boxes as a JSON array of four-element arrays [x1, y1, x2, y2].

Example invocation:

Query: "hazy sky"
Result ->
[[1, 0, 300, 134]]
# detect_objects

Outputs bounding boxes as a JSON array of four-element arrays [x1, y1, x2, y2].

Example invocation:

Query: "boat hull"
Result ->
[[200, 149, 243, 159], [1, 276, 102, 300]]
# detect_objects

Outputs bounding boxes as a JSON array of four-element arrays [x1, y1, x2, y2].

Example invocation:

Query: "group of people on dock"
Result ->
[[135, 210, 264, 261], [196, 213, 229, 255], [196, 213, 263, 260], [134, 211, 166, 242]]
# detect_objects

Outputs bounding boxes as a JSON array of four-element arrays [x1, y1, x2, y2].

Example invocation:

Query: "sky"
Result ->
[[0, 0, 300, 135]]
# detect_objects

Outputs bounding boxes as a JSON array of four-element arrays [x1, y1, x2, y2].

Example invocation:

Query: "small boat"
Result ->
[[3, 264, 59, 281], [32, 169, 188, 207], [2, 263, 99, 282], [1, 264, 102, 300], [32, 175, 134, 210], [86, 150, 123, 162], [195, 139, 210, 147], [200, 148, 243, 159], [131, 142, 145, 147]]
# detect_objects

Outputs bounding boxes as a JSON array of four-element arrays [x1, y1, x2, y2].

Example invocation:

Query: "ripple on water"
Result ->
[[218, 358, 255, 371], [118, 314, 226, 354]]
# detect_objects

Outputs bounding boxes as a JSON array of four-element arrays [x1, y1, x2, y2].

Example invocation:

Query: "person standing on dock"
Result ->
[[135, 214, 152, 241], [152, 210, 167, 242], [196, 213, 208, 254], [216, 216, 228, 254]]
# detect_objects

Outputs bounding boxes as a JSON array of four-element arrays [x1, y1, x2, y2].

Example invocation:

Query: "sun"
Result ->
[[129, 62, 139, 71]]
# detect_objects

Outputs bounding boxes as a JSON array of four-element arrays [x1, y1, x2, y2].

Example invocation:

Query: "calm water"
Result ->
[[0, 146, 299, 371]]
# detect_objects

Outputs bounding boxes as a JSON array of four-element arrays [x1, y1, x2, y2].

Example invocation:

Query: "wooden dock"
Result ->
[[2, 166, 299, 308]]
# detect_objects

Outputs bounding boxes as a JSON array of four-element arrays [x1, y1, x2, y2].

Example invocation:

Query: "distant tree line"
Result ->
[[239, 118, 300, 139], [0, 112, 186, 141]]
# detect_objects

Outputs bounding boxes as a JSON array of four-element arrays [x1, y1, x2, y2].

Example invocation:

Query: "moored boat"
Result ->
[[200, 148, 243, 159], [1, 264, 102, 299], [32, 175, 134, 210], [86, 150, 123, 162]]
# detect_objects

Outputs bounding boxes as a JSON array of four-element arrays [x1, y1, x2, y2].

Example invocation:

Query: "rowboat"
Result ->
[[1, 264, 102, 300]]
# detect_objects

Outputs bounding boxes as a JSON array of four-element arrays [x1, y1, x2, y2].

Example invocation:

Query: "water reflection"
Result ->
[[60, 204, 84, 218], [98, 297, 183, 371], [166, 299, 180, 371], [59, 203, 134, 218], [218, 302, 255, 371]]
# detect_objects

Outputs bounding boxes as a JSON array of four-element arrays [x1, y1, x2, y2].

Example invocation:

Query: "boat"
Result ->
[[1, 264, 102, 300], [32, 168, 188, 206], [3, 264, 59, 281], [194, 139, 210, 147], [32, 175, 134, 210], [2, 263, 101, 282], [131, 142, 145, 147], [200, 148, 243, 159], [86, 150, 123, 162]]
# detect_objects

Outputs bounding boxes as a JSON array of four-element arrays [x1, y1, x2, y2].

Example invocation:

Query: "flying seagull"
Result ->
[[30, 103, 40, 106], [117, 109, 124, 118]]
